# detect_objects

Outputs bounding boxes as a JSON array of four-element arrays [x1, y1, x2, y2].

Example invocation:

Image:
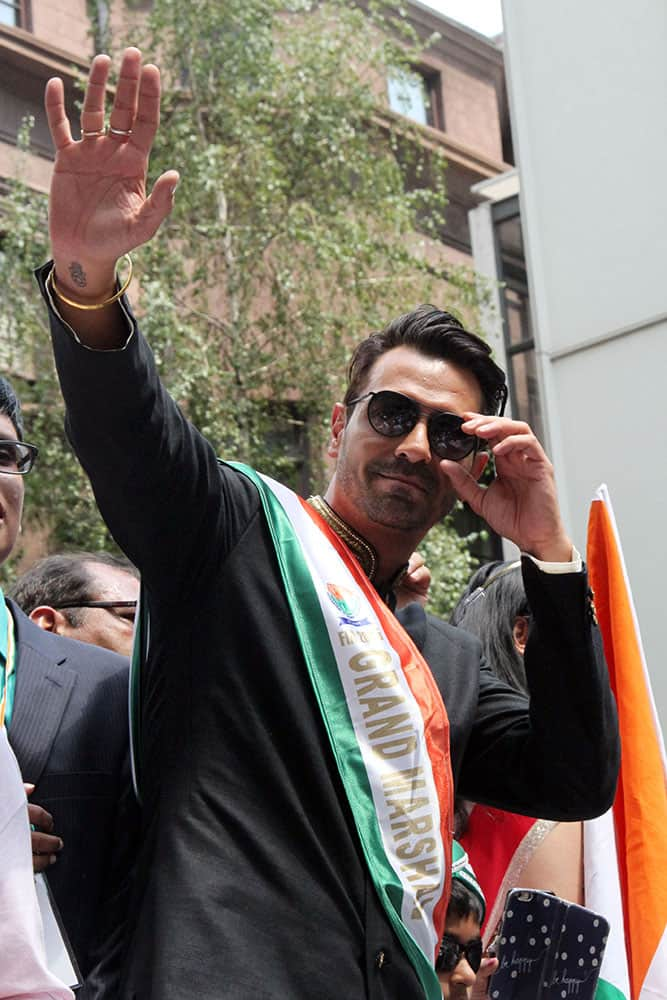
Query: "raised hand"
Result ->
[[442, 414, 573, 562], [45, 47, 179, 303]]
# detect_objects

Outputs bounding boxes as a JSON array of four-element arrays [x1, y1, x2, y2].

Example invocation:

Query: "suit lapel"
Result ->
[[7, 602, 77, 785]]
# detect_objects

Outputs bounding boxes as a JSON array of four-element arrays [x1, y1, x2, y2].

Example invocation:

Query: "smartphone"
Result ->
[[487, 888, 609, 1000]]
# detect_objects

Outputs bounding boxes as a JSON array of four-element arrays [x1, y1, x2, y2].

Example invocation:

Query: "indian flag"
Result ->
[[585, 484, 667, 1000]]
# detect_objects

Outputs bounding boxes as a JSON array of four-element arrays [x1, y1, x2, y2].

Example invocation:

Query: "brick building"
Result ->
[[0, 0, 512, 261]]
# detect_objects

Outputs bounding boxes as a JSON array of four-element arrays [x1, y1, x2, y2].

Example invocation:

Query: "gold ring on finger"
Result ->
[[81, 129, 106, 139], [107, 126, 133, 139]]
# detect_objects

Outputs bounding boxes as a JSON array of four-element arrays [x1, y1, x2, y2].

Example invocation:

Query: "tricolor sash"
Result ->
[[233, 464, 453, 999], [129, 463, 453, 999]]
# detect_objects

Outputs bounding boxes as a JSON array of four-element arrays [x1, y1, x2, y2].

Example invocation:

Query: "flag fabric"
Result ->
[[585, 483, 667, 1000]]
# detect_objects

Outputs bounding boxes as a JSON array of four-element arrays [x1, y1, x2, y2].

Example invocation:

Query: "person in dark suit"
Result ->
[[0, 377, 138, 998], [35, 48, 619, 1000]]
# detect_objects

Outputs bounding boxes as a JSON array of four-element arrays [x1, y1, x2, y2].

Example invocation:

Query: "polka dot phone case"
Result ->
[[487, 888, 609, 1000]]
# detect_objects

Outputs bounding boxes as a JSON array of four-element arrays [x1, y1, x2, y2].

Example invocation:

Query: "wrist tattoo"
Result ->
[[69, 261, 87, 288]]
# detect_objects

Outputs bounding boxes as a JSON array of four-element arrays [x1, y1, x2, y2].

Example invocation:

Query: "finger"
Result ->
[[440, 459, 486, 514], [24, 782, 35, 795], [130, 63, 162, 155], [479, 955, 499, 975], [135, 170, 180, 242], [33, 853, 55, 873], [407, 552, 425, 573], [45, 77, 73, 151], [32, 831, 63, 856], [405, 566, 430, 592], [463, 414, 532, 440], [108, 47, 142, 135], [80, 53, 112, 135], [492, 434, 544, 461], [27, 802, 54, 832]]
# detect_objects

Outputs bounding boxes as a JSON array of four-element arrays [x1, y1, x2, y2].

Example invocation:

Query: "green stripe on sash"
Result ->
[[595, 980, 627, 1000]]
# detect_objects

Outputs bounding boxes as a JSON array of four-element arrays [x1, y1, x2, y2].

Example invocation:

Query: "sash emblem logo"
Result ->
[[326, 583, 371, 627]]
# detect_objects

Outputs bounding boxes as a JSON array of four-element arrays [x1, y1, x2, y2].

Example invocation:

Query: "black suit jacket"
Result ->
[[7, 600, 139, 998], [398, 555, 618, 819]]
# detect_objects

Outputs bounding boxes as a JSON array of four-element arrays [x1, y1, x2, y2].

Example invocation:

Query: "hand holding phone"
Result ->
[[487, 888, 609, 1000]]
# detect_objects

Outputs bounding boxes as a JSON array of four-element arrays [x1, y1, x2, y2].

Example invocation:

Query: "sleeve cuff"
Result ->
[[40, 260, 135, 352], [523, 546, 583, 575]]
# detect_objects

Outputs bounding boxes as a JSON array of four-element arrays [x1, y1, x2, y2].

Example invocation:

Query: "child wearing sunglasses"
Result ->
[[437, 842, 497, 999]]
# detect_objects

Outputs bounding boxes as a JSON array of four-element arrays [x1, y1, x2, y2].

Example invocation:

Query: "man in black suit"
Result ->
[[0, 378, 137, 998], [36, 49, 619, 1000]]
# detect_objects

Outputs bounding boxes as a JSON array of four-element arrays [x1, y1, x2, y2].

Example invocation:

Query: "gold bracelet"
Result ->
[[48, 254, 133, 311]]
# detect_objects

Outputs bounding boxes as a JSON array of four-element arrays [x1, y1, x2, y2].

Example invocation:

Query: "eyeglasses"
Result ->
[[0, 440, 39, 475], [51, 600, 137, 622], [347, 390, 478, 462], [436, 933, 483, 974]]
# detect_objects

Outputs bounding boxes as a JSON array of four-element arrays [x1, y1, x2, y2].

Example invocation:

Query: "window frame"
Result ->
[[387, 65, 443, 132], [491, 194, 544, 442], [0, 0, 32, 31]]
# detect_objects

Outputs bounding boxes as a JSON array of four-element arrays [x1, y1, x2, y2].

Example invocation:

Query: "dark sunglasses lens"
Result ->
[[466, 939, 483, 973], [367, 392, 418, 438], [429, 413, 474, 460], [436, 936, 483, 974], [436, 936, 460, 973]]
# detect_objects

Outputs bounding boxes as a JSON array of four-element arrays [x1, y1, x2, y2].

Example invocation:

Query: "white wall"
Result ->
[[500, 0, 667, 730]]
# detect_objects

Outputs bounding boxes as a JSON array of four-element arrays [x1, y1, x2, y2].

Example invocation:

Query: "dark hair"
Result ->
[[344, 305, 507, 417], [0, 376, 24, 440], [9, 551, 139, 627], [450, 560, 529, 693], [446, 876, 484, 927]]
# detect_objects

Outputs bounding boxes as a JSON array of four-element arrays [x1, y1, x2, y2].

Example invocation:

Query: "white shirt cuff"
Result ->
[[524, 546, 583, 574]]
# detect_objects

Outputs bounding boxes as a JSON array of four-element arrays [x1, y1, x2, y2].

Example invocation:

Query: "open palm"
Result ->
[[46, 48, 178, 271]]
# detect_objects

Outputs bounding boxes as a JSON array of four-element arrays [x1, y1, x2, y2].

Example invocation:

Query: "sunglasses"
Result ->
[[436, 932, 483, 974], [0, 440, 39, 475], [347, 390, 478, 462]]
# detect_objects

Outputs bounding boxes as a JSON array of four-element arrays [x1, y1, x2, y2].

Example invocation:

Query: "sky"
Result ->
[[420, 0, 504, 37]]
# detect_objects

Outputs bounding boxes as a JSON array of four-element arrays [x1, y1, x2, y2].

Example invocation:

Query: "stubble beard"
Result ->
[[352, 462, 456, 536]]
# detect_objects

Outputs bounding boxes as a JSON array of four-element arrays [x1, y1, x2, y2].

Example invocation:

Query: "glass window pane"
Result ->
[[510, 348, 544, 443], [0, 1, 19, 26], [504, 285, 532, 346], [387, 71, 432, 127]]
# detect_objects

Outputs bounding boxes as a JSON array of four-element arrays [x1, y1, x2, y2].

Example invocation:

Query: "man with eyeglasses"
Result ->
[[0, 378, 138, 999], [32, 49, 619, 1000], [10, 552, 139, 658]]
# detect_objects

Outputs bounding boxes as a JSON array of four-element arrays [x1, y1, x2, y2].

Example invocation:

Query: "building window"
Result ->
[[88, 0, 111, 52], [387, 69, 439, 129], [0, 0, 25, 27], [492, 197, 544, 442]]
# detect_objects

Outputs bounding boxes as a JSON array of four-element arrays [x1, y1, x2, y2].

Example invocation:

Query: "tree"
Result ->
[[0, 0, 485, 610]]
